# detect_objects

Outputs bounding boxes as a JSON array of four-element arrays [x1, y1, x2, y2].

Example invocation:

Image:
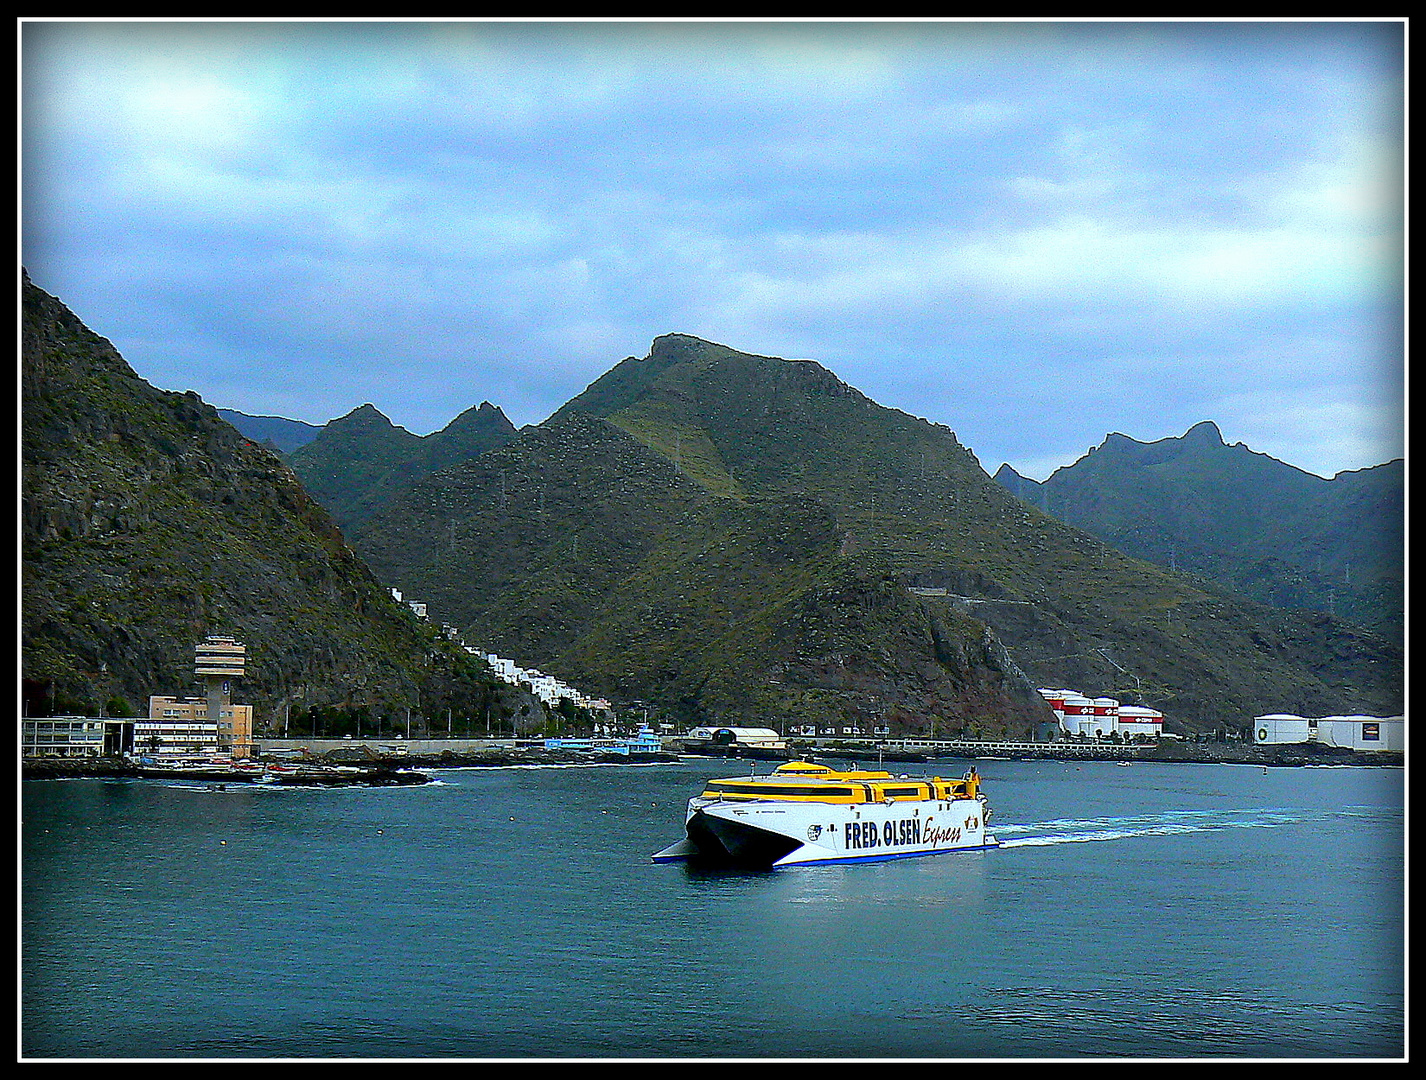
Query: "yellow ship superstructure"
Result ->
[[697, 761, 981, 805]]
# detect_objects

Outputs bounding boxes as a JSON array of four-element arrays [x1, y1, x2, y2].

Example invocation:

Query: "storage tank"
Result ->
[[1117, 705, 1164, 738], [1038, 689, 1071, 722], [1061, 695, 1094, 736], [1091, 697, 1120, 737]]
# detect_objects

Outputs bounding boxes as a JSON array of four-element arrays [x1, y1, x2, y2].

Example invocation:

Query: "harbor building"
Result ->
[[140, 696, 255, 757], [135, 635, 254, 758], [685, 726, 787, 749], [22, 716, 133, 758]]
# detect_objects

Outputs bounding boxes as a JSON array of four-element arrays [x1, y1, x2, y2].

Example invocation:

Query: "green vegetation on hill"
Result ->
[[20, 272, 536, 734], [351, 334, 1402, 733]]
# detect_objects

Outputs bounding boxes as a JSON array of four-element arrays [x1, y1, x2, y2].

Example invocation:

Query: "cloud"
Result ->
[[21, 19, 1404, 476]]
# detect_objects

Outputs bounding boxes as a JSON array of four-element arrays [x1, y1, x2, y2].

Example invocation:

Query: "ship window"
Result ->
[[705, 783, 858, 798]]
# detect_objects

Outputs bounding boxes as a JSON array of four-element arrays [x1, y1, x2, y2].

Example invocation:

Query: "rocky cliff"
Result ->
[[21, 272, 531, 734]]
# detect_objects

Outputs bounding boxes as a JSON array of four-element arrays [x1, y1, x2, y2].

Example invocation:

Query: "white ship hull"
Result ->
[[654, 793, 998, 868]]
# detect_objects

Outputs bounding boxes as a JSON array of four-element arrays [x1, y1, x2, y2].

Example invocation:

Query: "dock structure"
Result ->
[[194, 635, 249, 756]]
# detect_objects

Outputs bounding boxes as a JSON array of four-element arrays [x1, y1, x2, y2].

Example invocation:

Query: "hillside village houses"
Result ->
[[390, 588, 612, 717], [471, 650, 613, 715]]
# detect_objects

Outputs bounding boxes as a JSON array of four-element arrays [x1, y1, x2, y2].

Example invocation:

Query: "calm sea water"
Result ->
[[22, 757, 1404, 1059]]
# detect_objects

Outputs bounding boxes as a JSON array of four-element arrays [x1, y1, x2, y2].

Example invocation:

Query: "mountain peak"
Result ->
[[452, 400, 516, 432], [342, 402, 393, 423], [1183, 419, 1225, 445]]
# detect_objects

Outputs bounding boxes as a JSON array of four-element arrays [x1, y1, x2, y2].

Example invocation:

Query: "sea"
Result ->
[[21, 756, 1405, 1060]]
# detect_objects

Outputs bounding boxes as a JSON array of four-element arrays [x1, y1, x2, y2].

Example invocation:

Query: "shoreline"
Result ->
[[20, 741, 1399, 783], [682, 739, 1402, 769]]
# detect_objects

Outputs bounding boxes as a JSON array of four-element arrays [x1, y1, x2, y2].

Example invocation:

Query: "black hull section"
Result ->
[[684, 809, 803, 869]]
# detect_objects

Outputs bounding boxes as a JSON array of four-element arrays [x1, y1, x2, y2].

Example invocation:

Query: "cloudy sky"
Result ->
[[21, 19, 1404, 480]]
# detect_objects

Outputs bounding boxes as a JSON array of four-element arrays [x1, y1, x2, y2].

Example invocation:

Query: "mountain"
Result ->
[[287, 400, 517, 535], [20, 272, 533, 734], [993, 421, 1404, 641], [217, 408, 323, 453], [346, 334, 1402, 735]]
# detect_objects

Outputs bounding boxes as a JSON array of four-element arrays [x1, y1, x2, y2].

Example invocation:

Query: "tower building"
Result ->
[[195, 635, 248, 754]]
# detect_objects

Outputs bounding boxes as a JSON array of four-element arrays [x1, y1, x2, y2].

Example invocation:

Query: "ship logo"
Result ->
[[807, 824, 823, 841]]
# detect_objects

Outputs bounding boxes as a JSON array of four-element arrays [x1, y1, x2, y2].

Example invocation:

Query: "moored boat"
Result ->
[[652, 760, 998, 868]]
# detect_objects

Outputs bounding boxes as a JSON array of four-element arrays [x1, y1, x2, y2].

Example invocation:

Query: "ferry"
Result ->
[[652, 760, 998, 868]]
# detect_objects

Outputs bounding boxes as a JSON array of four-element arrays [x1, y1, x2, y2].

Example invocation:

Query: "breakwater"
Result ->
[[20, 758, 433, 786]]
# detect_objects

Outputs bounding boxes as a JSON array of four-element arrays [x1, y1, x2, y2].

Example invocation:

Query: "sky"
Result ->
[[20, 19, 1406, 481]]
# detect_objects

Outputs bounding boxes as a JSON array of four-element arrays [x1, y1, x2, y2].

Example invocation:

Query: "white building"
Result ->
[[687, 726, 786, 749], [1253, 713, 1403, 752], [22, 716, 114, 757]]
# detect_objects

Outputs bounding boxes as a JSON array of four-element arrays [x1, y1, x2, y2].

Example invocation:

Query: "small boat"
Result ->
[[653, 760, 998, 869]]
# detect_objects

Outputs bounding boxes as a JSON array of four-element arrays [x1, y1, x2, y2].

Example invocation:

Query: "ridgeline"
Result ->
[[346, 334, 1402, 736], [21, 272, 539, 735], [995, 422, 1403, 642]]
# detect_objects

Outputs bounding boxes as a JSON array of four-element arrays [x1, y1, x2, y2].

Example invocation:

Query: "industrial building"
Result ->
[[685, 726, 787, 749], [1252, 713, 1403, 752]]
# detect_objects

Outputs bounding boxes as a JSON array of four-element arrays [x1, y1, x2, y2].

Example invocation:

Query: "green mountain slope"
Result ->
[[352, 413, 1053, 736], [994, 422, 1404, 641], [287, 400, 517, 535], [21, 272, 528, 733], [351, 334, 1402, 734]]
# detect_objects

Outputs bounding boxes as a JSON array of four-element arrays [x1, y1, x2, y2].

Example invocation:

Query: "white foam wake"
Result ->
[[995, 807, 1321, 847]]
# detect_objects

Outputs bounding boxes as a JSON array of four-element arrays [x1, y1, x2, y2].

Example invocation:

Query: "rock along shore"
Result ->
[[20, 748, 682, 784]]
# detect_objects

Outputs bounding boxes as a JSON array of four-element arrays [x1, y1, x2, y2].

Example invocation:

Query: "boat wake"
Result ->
[[994, 806, 1341, 847]]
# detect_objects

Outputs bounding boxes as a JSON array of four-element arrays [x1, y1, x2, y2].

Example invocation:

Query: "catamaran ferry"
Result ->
[[652, 760, 998, 868]]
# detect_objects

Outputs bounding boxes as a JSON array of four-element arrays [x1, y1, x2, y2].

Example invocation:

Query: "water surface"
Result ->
[[22, 759, 1404, 1058]]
